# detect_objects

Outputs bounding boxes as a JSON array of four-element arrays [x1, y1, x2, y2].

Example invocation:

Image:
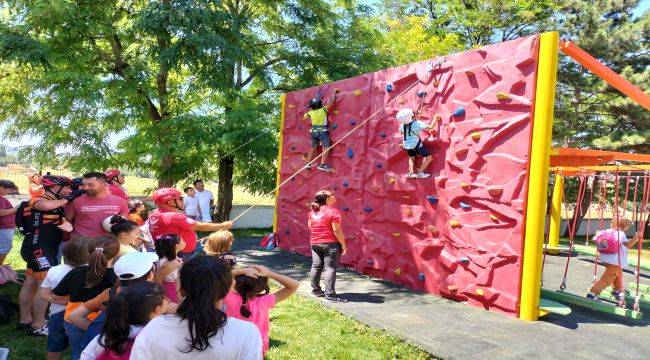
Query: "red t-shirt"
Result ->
[[0, 196, 15, 229], [308, 206, 342, 244], [148, 209, 198, 252], [108, 184, 129, 202], [65, 194, 129, 238]]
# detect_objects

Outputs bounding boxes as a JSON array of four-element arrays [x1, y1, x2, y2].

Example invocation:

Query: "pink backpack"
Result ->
[[592, 229, 620, 254], [0, 265, 21, 286]]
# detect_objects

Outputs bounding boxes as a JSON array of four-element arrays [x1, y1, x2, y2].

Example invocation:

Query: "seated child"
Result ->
[[302, 90, 340, 172], [223, 265, 299, 354], [396, 108, 435, 179], [28, 172, 45, 199], [586, 217, 640, 307]]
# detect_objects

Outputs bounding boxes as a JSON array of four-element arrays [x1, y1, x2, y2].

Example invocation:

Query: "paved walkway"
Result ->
[[233, 238, 650, 360]]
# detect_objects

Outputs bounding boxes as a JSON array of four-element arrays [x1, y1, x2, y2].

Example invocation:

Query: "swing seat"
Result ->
[[540, 288, 644, 320], [539, 298, 572, 316], [543, 244, 573, 255]]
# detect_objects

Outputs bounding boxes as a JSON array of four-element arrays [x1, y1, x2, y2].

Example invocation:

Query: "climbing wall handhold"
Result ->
[[460, 202, 471, 209], [433, 79, 440, 87], [461, 182, 470, 190], [417, 90, 426, 98], [353, 90, 362, 96], [464, 70, 474, 76], [448, 285, 458, 292], [288, 104, 296, 109], [349, 119, 356, 126], [455, 148, 469, 157], [392, 232, 400, 237], [367, 259, 373, 264], [428, 225, 439, 236], [388, 177, 396, 184], [458, 257, 470, 264], [450, 220, 461, 228], [402, 195, 410, 200], [452, 107, 465, 117], [346, 149, 353, 158], [394, 268, 402, 275], [363, 207, 372, 212], [470, 132, 481, 141], [342, 181, 349, 188], [379, 132, 387, 139], [476, 288, 484, 296], [341, 206, 350, 211], [375, 163, 382, 169], [496, 92, 511, 100], [333, 110, 340, 115], [418, 273, 425, 281], [487, 187, 503, 197], [434, 114, 442, 122], [289, 146, 295, 151], [489, 214, 499, 222], [406, 209, 413, 217], [427, 195, 438, 204], [398, 99, 405, 105], [331, 124, 338, 129], [386, 84, 394, 93]]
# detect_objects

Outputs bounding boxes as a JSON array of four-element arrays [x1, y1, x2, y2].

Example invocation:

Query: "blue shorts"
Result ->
[[47, 311, 68, 353], [0, 228, 13, 255], [405, 144, 430, 157]]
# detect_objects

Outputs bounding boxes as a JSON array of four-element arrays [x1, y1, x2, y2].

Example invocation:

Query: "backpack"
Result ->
[[0, 293, 18, 325], [96, 338, 135, 360], [0, 265, 21, 286], [592, 229, 620, 254], [260, 233, 277, 250], [14, 200, 30, 235]]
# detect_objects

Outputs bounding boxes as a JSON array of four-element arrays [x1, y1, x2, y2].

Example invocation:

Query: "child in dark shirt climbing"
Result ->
[[303, 89, 340, 172], [396, 108, 435, 179]]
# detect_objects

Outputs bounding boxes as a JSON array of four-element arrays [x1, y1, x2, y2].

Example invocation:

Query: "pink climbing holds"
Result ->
[[487, 187, 503, 197]]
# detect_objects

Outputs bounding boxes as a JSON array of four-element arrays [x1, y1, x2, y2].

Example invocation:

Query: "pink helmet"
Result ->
[[104, 169, 122, 182], [152, 188, 183, 206]]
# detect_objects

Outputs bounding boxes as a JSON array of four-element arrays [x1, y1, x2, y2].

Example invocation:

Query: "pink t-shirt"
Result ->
[[223, 291, 275, 353], [308, 206, 342, 244], [65, 194, 129, 238], [148, 209, 198, 252], [108, 184, 129, 202], [0, 196, 15, 229]]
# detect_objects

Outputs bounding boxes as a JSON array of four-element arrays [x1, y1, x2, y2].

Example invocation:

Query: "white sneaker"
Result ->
[[417, 172, 431, 178], [405, 173, 417, 179], [29, 324, 48, 336]]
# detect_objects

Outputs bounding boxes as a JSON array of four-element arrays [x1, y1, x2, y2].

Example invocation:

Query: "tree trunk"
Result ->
[[215, 156, 234, 222], [157, 154, 175, 188]]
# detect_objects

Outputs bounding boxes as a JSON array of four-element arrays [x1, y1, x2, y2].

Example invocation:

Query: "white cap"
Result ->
[[113, 251, 159, 280], [396, 108, 415, 124], [102, 216, 114, 233]]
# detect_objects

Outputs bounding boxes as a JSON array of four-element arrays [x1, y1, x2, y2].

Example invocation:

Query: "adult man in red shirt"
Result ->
[[65, 172, 129, 238], [105, 169, 130, 202], [148, 188, 233, 260]]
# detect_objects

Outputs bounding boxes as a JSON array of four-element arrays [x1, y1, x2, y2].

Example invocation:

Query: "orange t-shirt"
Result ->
[[29, 183, 45, 198], [128, 213, 145, 226]]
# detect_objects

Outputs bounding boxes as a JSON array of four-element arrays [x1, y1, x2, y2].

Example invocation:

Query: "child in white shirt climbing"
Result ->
[[396, 108, 435, 179]]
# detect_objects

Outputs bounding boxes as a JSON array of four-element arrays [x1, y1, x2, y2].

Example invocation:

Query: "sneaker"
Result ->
[[405, 173, 417, 179], [312, 289, 325, 297], [586, 293, 599, 301], [16, 323, 31, 331], [27, 324, 48, 336], [324, 295, 348, 303], [306, 164, 312, 170], [317, 164, 333, 172], [417, 172, 431, 179]]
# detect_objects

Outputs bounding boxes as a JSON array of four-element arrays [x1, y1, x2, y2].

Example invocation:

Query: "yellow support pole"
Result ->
[[547, 174, 564, 254], [519, 31, 559, 321], [273, 94, 287, 233]]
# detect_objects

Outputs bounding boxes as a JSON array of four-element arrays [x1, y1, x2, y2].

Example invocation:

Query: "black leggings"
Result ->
[[309, 243, 342, 296]]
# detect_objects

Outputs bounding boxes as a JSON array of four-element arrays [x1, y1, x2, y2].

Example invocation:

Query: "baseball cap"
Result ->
[[113, 251, 159, 280]]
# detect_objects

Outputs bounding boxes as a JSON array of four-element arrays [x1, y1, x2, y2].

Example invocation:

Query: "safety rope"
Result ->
[[633, 172, 649, 311]]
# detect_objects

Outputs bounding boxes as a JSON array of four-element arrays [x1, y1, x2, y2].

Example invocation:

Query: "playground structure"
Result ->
[[273, 31, 649, 321]]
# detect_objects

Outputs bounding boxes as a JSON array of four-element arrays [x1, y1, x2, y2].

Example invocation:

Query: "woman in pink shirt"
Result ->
[[308, 190, 348, 302], [223, 265, 298, 354]]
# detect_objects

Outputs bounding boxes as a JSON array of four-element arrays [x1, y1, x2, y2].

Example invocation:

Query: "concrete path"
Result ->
[[233, 238, 650, 360]]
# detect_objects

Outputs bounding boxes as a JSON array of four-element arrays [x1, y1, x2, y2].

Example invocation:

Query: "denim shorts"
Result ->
[[0, 228, 14, 255], [47, 311, 68, 353]]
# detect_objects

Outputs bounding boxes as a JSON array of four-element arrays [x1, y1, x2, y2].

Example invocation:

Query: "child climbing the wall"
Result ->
[[586, 217, 641, 308], [303, 89, 340, 172], [396, 108, 435, 179]]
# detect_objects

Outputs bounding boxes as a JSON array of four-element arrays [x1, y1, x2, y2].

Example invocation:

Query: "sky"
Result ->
[[2, 0, 648, 150]]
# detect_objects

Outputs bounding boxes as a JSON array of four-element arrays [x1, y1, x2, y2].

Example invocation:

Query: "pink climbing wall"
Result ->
[[275, 35, 540, 316]]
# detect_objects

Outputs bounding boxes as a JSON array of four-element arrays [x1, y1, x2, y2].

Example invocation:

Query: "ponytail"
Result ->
[[86, 235, 120, 288], [240, 293, 251, 318], [311, 190, 331, 212], [234, 274, 269, 319], [107, 215, 139, 236], [99, 282, 164, 354]]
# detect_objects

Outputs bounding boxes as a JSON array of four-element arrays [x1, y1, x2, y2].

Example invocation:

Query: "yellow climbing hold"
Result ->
[[489, 214, 499, 221], [496, 92, 511, 100], [450, 220, 461, 228], [398, 99, 405, 105], [476, 288, 484, 296], [433, 79, 440, 87], [288, 104, 295, 109], [470, 132, 481, 141], [434, 114, 442, 122], [394, 268, 402, 275], [393, 232, 401, 237], [388, 177, 396, 184], [353, 90, 362, 96], [333, 110, 340, 115], [461, 182, 470, 189]]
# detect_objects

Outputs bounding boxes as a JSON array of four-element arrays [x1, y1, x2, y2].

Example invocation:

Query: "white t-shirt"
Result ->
[[194, 189, 214, 221], [598, 230, 629, 268], [40, 264, 74, 315], [131, 314, 262, 360], [184, 195, 200, 217], [80, 325, 143, 360]]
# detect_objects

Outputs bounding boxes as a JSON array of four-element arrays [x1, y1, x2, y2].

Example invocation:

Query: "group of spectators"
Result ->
[[0, 171, 301, 360]]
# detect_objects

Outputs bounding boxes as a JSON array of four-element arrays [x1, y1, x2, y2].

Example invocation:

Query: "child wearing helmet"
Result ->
[[28, 172, 45, 199], [396, 108, 435, 179], [105, 169, 129, 202], [303, 89, 340, 172]]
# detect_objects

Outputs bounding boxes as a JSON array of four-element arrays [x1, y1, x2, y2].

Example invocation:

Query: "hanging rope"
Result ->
[[633, 172, 649, 312], [622, 172, 631, 217], [584, 176, 596, 246], [593, 173, 609, 283], [232, 76, 424, 222], [540, 174, 558, 287], [559, 175, 588, 291]]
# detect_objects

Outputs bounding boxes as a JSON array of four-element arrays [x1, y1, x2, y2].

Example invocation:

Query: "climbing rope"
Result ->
[[592, 173, 609, 283], [232, 73, 428, 222], [633, 172, 649, 312], [583, 176, 596, 246], [559, 175, 588, 291]]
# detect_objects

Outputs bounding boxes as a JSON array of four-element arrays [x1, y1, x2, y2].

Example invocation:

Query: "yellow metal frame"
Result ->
[[272, 94, 287, 233], [547, 173, 564, 252], [519, 31, 560, 321]]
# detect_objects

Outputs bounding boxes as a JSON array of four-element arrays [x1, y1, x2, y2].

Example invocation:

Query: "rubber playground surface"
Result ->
[[234, 237, 650, 360]]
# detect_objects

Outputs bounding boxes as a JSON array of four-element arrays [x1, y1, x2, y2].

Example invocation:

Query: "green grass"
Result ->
[[1, 233, 436, 359]]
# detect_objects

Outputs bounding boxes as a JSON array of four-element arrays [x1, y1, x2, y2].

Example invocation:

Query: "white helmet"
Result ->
[[396, 108, 414, 124]]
